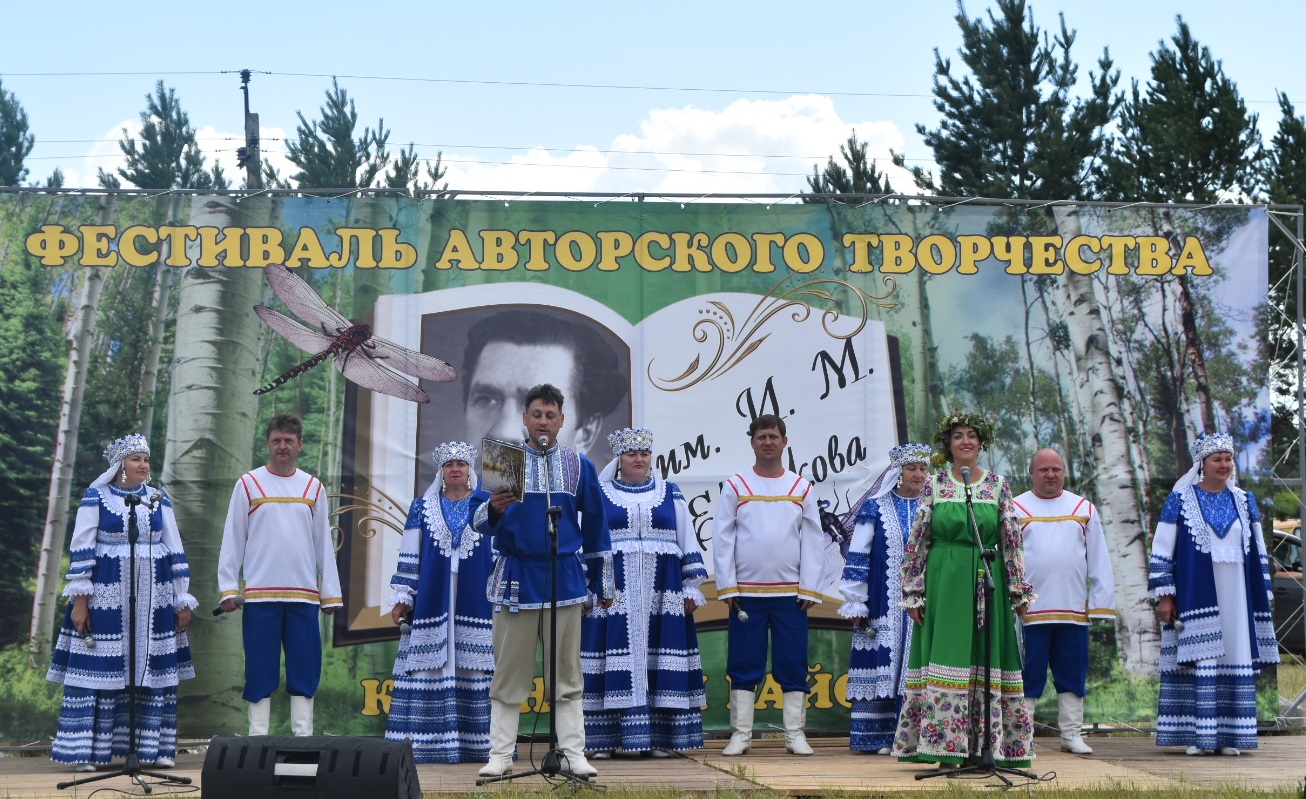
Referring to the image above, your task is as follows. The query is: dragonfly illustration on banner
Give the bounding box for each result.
[253,263,456,403]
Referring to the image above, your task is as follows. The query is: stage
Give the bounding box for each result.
[2,736,1303,796]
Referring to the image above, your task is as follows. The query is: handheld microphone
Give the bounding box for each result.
[398,616,412,634]
[82,629,95,649]
[212,596,245,616]
[1172,619,1185,633]
[537,434,551,449]
[735,606,749,623]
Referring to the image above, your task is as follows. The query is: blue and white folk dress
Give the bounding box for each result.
[1148,486,1278,751]
[839,491,919,752]
[46,483,197,766]
[580,477,708,752]
[385,491,495,763]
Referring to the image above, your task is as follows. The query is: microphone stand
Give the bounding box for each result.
[478,438,598,789]
[60,488,191,793]
[916,467,1037,787]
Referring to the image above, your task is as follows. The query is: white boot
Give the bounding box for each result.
[1057,692,1092,754]
[721,690,754,756]
[248,698,271,736]
[289,695,314,737]
[555,699,597,777]
[478,699,520,777]
[782,691,813,756]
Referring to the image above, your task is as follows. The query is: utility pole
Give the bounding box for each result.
[236,69,262,190]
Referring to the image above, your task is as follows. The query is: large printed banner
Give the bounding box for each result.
[3,193,1270,737]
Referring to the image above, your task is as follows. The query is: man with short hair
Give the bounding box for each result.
[1012,448,1116,754]
[713,414,825,757]
[218,414,342,737]
[462,310,626,459]
[473,383,614,779]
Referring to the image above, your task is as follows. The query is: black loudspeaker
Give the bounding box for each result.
[202,736,421,799]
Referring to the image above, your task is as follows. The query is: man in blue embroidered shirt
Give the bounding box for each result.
[473,383,614,779]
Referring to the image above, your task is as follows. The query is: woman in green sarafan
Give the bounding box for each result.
[892,410,1036,768]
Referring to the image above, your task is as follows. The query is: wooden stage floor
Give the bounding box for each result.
[2,735,1303,796]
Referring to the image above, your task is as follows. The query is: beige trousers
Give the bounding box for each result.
[489,604,584,705]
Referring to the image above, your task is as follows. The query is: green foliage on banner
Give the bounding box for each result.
[0,195,67,647]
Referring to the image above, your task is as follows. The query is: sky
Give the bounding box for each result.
[2,1,1304,197]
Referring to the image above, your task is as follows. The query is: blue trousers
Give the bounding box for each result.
[242,602,323,702]
[726,595,809,693]
[1022,622,1089,697]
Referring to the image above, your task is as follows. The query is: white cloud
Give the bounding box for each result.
[438,94,915,199]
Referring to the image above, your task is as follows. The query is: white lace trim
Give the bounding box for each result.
[1177,487,1251,559]
[420,492,479,566]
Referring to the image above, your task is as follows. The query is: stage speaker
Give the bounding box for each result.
[202,736,420,799]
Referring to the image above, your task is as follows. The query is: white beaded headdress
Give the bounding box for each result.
[433,441,478,468]
[425,441,479,498]
[92,434,150,489]
[103,434,149,465]
[608,427,654,457]
[1189,432,1233,463]
[1172,432,1236,494]
[888,443,933,468]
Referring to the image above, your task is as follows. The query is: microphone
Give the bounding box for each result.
[398,616,412,634]
[960,466,971,484]
[1172,619,1185,633]
[212,596,245,616]
[149,489,163,508]
[735,605,749,623]
[82,629,95,649]
[537,434,551,449]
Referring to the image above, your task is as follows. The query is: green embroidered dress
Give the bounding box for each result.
[892,469,1036,767]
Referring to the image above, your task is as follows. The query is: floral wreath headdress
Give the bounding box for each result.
[931,409,996,465]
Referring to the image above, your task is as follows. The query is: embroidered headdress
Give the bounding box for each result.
[92,433,150,489]
[433,441,478,469]
[889,443,933,468]
[424,441,479,498]
[837,442,934,539]
[1171,431,1237,495]
[608,427,654,457]
[104,434,149,465]
[932,409,996,465]
[1189,432,1234,463]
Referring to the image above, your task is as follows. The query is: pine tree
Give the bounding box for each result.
[805,131,893,198]
[1263,93,1306,485]
[895,0,1118,201]
[1104,17,1261,203]
[116,81,214,190]
[285,78,391,189]
[0,77,34,186]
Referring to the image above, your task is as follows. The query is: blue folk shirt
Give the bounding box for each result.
[473,443,614,610]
